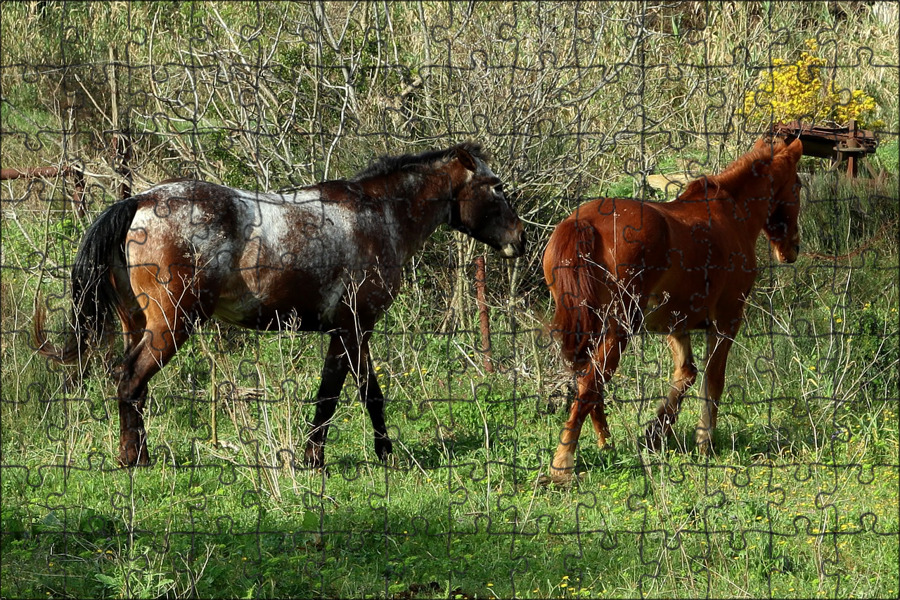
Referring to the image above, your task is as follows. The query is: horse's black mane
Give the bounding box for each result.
[352,142,489,181]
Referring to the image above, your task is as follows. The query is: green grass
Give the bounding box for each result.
[2,384,898,598]
[3,208,898,597]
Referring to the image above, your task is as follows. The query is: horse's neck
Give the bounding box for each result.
[374,170,455,258]
[710,175,775,232]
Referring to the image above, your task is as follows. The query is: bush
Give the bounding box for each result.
[741,38,884,128]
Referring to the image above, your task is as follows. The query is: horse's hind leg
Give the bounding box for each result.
[645,332,697,451]
[550,330,626,484]
[115,338,171,467]
[112,304,149,465]
[115,309,199,466]
[117,355,151,466]
[115,268,210,466]
[696,328,735,454]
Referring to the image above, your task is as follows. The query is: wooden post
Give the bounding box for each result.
[210,358,218,447]
[71,165,86,216]
[846,119,858,178]
[109,46,132,200]
[474,255,494,373]
[112,131,132,199]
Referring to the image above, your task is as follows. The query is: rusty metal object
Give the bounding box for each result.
[772,119,877,178]
[1,164,86,215]
[474,255,494,373]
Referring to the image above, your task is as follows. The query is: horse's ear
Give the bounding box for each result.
[785,137,804,162]
[753,137,770,151]
[456,147,478,172]
[755,135,790,151]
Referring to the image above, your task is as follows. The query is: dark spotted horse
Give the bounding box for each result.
[34,143,526,468]
[543,137,803,483]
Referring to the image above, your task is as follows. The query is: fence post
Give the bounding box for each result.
[474,255,494,373]
[109,45,132,200]
[112,131,132,199]
[846,119,858,178]
[71,165,86,216]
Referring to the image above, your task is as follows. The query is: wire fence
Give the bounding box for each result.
[2,2,898,598]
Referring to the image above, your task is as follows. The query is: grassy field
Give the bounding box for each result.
[2,164,897,598]
[2,2,898,598]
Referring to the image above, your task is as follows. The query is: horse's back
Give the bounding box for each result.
[126,180,248,272]
[569,196,757,273]
[596,197,755,329]
[550,197,675,274]
[121,179,401,332]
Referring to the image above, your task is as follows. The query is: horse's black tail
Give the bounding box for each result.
[33,196,140,368]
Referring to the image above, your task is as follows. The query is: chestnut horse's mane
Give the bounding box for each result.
[679,137,789,202]
[352,142,489,181]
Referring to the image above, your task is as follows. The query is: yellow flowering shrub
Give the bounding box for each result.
[742,39,883,128]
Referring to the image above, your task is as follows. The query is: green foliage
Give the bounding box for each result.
[741,39,884,128]
[800,167,898,256]
[873,139,899,173]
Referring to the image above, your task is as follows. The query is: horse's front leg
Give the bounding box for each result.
[304,334,351,470]
[588,402,612,450]
[645,332,697,451]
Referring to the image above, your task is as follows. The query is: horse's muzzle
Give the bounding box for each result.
[776,242,800,263]
[500,230,526,258]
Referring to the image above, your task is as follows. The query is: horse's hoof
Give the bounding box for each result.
[696,439,714,456]
[645,415,679,451]
[118,444,150,467]
[643,428,665,452]
[303,460,328,477]
[536,473,554,487]
[538,470,576,487]
[545,449,577,486]
[375,437,393,462]
[303,445,324,470]
[117,455,150,468]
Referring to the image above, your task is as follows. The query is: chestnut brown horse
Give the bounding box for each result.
[34,143,525,468]
[543,137,803,482]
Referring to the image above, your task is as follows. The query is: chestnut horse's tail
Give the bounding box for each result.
[543,216,608,367]
[33,196,140,367]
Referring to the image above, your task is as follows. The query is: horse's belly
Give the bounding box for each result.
[211,265,336,330]
[642,306,707,333]
[641,277,711,333]
[213,301,324,331]
[213,265,398,332]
